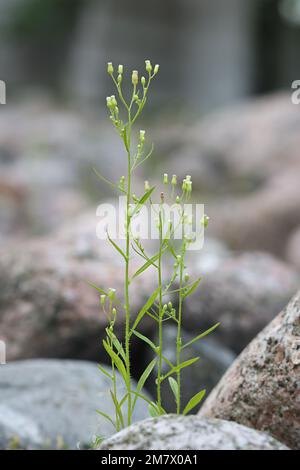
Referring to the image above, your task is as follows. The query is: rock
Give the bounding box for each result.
[200,290,300,450]
[0,211,156,362]
[286,226,300,272]
[164,93,300,193]
[97,415,289,450]
[146,325,235,413]
[0,359,149,449]
[209,170,300,255]
[183,251,299,353]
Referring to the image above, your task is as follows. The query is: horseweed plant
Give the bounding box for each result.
[93,60,219,432]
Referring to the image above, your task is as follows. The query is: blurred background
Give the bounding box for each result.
[0,0,300,443]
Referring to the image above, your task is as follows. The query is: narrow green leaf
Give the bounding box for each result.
[132,359,157,412]
[93,167,117,190]
[110,391,125,428]
[98,363,113,380]
[132,330,157,351]
[182,323,220,350]
[148,402,160,417]
[161,357,200,382]
[168,377,179,405]
[183,389,206,415]
[107,233,127,261]
[132,252,160,280]
[96,409,115,428]
[103,340,127,383]
[87,281,107,296]
[183,277,201,298]
[132,187,155,216]
[131,287,160,331]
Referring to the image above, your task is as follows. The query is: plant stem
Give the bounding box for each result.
[157,205,163,409]
[124,117,132,426]
[176,209,186,414]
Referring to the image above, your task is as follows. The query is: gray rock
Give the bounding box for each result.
[146,325,235,413]
[97,415,289,450]
[183,251,299,352]
[200,290,300,450]
[0,359,149,449]
[286,226,300,272]
[0,211,156,361]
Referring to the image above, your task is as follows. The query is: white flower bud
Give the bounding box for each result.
[141,76,146,86]
[108,288,116,300]
[144,180,150,191]
[154,64,160,75]
[100,294,106,306]
[171,175,177,186]
[118,64,123,74]
[163,173,168,185]
[107,62,114,75]
[145,60,152,73]
[140,130,145,143]
[201,214,210,228]
[132,70,139,85]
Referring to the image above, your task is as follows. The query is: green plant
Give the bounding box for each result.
[93,60,219,432]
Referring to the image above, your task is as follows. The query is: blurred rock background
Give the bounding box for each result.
[0,0,299,448]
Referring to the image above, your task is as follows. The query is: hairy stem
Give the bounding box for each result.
[156,205,164,408]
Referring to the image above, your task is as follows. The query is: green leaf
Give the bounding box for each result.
[132,187,155,216]
[148,402,160,417]
[87,281,107,296]
[131,252,160,279]
[111,335,126,362]
[98,363,113,380]
[132,359,157,412]
[107,233,127,261]
[132,330,157,351]
[103,340,127,383]
[131,287,160,331]
[96,409,115,428]
[183,389,206,415]
[137,359,157,392]
[183,277,201,298]
[168,377,179,405]
[93,167,117,191]
[110,391,125,428]
[161,357,200,382]
[182,323,220,350]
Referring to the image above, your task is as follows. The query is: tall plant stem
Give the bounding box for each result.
[124,116,132,426]
[176,210,186,414]
[156,205,163,408]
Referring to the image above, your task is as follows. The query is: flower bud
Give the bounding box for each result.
[171,175,177,187]
[117,74,122,84]
[112,307,117,316]
[144,180,150,191]
[168,301,173,309]
[108,288,116,300]
[141,76,146,86]
[118,64,123,74]
[176,196,180,204]
[201,214,210,228]
[100,294,106,306]
[154,64,160,75]
[145,60,152,74]
[132,70,139,85]
[163,173,168,185]
[140,130,145,143]
[107,62,114,75]
[184,273,190,283]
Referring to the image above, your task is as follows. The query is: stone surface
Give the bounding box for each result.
[97,415,289,450]
[146,325,235,413]
[183,251,299,353]
[0,359,149,449]
[200,290,300,450]
[286,226,300,272]
[0,211,156,361]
